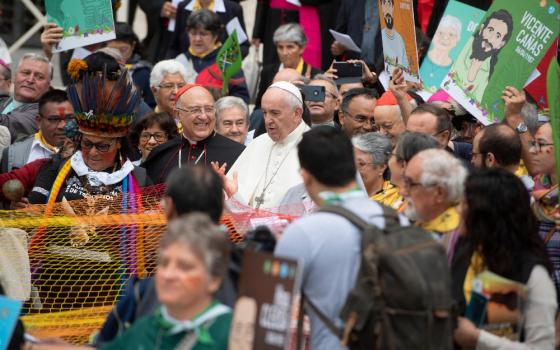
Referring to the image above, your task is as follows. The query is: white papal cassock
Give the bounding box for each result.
[227,121,310,209]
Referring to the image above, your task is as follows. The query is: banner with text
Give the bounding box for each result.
[441,0,559,124]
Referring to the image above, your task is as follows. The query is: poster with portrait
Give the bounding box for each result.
[377,0,421,83]
[228,251,300,350]
[466,271,528,340]
[45,0,116,53]
[441,0,560,125]
[420,0,486,93]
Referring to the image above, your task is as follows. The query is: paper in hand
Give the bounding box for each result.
[329,29,361,53]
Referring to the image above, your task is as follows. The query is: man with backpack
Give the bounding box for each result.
[275,126,454,349]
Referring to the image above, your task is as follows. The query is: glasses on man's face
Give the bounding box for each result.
[140,131,167,143]
[345,113,377,128]
[528,140,554,153]
[44,114,75,124]
[176,105,215,116]
[81,139,115,153]
[159,82,186,90]
[403,176,435,191]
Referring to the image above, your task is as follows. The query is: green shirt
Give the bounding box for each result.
[453,37,491,102]
[101,302,232,350]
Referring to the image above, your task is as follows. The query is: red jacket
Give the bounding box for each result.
[0,158,48,201]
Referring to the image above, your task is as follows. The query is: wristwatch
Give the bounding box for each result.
[516,122,528,134]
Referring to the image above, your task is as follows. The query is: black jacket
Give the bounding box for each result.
[142,133,245,184]
[167,0,249,59]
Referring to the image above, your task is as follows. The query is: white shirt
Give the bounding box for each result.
[227,121,310,209]
[28,137,56,164]
[381,28,409,71]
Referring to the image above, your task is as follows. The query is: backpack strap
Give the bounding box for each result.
[319,205,370,231]
[296,293,343,350]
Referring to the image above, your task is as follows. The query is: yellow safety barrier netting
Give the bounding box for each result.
[0,184,299,345]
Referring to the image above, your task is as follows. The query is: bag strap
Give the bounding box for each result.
[319,205,371,231]
[296,293,343,350]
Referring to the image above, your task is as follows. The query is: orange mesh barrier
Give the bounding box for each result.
[0,184,300,344]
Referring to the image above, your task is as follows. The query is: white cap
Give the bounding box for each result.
[268,81,303,106]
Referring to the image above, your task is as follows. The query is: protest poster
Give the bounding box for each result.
[0,295,22,350]
[229,251,300,350]
[377,0,421,83]
[45,0,116,53]
[441,0,560,124]
[466,271,528,340]
[420,0,485,92]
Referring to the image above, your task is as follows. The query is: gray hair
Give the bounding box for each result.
[150,59,188,89]
[415,149,467,204]
[437,16,462,42]
[394,131,439,162]
[521,102,539,135]
[215,96,249,124]
[311,74,339,96]
[159,213,230,280]
[273,23,307,47]
[17,53,53,80]
[352,132,392,166]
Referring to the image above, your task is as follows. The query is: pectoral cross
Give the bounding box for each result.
[255,193,265,209]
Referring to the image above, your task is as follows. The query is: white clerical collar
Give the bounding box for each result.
[161,303,231,335]
[70,151,134,186]
[275,121,308,146]
[185,0,226,12]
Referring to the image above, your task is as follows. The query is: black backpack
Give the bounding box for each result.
[298,204,455,350]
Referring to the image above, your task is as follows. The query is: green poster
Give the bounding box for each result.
[420,0,485,92]
[442,0,559,124]
[45,0,116,53]
[216,30,242,94]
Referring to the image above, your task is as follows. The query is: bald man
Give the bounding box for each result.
[142,85,245,183]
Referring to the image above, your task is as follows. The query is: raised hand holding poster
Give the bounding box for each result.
[442,0,559,125]
[378,0,421,82]
[45,0,116,53]
[420,0,485,93]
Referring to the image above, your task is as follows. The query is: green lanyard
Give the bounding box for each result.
[318,186,365,205]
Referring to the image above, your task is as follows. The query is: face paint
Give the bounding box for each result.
[58,106,66,119]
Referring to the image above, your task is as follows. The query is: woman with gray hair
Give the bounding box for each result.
[352,132,402,209]
[255,23,322,108]
[101,213,232,349]
[149,59,188,118]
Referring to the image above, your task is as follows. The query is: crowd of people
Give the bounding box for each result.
[0,0,559,349]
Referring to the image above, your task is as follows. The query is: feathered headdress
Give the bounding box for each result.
[67,69,140,138]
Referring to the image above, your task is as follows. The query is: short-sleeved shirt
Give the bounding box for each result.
[275,194,408,349]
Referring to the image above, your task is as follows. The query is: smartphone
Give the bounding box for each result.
[333,62,362,84]
[465,291,488,327]
[300,85,326,102]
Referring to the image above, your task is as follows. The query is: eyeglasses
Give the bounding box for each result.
[159,82,186,90]
[344,112,378,128]
[432,129,449,137]
[176,105,215,116]
[528,140,554,152]
[140,131,167,142]
[403,176,435,190]
[81,139,116,153]
[43,114,75,124]
[356,161,374,169]
[221,120,247,128]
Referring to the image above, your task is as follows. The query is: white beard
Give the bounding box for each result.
[404,199,418,222]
